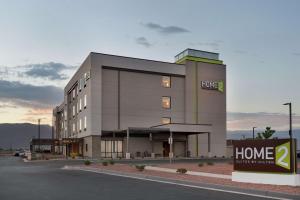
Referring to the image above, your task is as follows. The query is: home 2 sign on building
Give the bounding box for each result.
[233,139,297,173]
[201,80,224,92]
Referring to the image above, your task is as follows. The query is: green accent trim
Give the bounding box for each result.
[217,81,224,93]
[176,55,223,65]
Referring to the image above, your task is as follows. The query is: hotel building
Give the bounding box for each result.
[53,48,226,158]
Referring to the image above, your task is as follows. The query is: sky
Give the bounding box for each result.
[0,0,299,131]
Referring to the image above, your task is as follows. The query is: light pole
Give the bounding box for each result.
[283,103,292,139]
[252,127,257,139]
[38,119,41,152]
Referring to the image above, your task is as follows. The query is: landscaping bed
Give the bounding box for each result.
[79,162,300,196]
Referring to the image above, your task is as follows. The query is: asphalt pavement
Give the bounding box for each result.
[0,156,298,200]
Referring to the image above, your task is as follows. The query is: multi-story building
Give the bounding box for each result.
[53,48,226,158]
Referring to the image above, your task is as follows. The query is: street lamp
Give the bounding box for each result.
[38,119,41,152]
[283,103,292,139]
[252,127,257,139]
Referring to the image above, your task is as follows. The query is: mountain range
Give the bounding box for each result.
[0,123,299,150]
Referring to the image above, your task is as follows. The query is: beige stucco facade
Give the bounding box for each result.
[53,49,227,159]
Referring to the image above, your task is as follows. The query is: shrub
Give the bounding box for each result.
[102,161,108,166]
[135,165,145,171]
[70,152,78,159]
[84,160,91,166]
[198,163,204,167]
[176,168,187,174]
[206,161,214,166]
[109,160,115,165]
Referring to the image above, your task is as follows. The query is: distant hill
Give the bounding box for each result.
[227,129,300,150]
[0,123,52,150]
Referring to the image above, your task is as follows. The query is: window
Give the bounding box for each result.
[84,94,87,108]
[161,117,171,124]
[64,110,67,120]
[77,102,79,114]
[72,105,75,117]
[162,76,171,88]
[72,89,75,99]
[72,123,75,133]
[79,98,82,111]
[79,119,82,132]
[84,116,87,130]
[85,144,88,152]
[79,79,82,91]
[162,96,171,109]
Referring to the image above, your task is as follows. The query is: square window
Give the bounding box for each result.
[162,76,171,88]
[161,117,171,124]
[162,96,171,109]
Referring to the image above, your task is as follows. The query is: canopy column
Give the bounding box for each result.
[125,128,130,159]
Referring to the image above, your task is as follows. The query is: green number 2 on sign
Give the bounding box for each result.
[275,142,290,170]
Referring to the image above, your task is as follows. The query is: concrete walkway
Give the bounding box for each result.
[145,166,232,179]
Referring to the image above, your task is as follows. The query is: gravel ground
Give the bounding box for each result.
[83,163,300,196]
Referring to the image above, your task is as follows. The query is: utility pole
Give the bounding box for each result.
[252,127,257,139]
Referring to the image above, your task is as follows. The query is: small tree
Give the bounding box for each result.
[256,127,275,139]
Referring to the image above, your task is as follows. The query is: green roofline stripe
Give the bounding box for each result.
[176,55,223,65]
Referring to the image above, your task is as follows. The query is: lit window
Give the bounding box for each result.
[72,106,75,117]
[72,123,75,133]
[84,94,87,108]
[79,119,82,132]
[162,96,171,109]
[77,102,79,114]
[162,76,171,88]
[161,117,171,124]
[64,111,67,120]
[84,116,87,130]
[72,89,75,99]
[79,98,82,111]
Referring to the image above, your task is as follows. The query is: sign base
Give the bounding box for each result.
[232,171,300,186]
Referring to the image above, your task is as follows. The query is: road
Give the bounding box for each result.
[0,156,296,200]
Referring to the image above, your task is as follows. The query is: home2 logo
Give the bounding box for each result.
[201,80,224,92]
[233,139,296,174]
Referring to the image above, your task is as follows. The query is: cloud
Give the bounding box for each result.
[143,22,189,35]
[227,112,300,131]
[0,80,63,107]
[135,37,152,47]
[23,62,75,80]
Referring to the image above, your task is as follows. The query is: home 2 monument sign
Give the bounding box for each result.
[232,139,299,186]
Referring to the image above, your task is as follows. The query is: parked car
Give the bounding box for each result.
[14,150,25,157]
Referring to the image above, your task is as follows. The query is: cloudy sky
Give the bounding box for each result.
[0,0,299,131]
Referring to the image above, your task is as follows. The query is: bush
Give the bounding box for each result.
[206,161,214,166]
[135,165,145,171]
[70,152,78,159]
[176,168,187,174]
[84,160,91,166]
[102,161,108,166]
[109,160,115,165]
[198,163,204,167]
